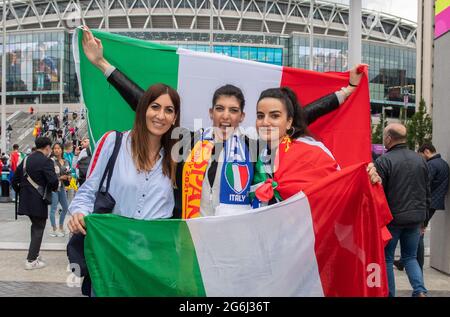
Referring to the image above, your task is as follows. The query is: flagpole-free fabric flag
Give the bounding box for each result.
[73,29,371,168]
[84,164,391,297]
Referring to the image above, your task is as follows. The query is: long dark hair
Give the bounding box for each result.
[130,83,180,183]
[257,87,310,139]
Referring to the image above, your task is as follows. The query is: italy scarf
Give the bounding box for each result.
[182,128,253,219]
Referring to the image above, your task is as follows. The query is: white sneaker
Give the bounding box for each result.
[56,230,66,237]
[49,230,58,237]
[25,259,47,270]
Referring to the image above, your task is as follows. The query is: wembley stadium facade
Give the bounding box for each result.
[0,0,417,118]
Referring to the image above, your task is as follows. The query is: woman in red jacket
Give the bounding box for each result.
[250,87,380,207]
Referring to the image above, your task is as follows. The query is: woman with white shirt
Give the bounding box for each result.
[68,83,180,234]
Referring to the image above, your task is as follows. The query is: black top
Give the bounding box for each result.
[12,151,59,218]
[427,154,450,210]
[375,144,430,228]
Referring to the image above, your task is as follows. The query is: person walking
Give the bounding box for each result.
[54,115,60,129]
[417,143,449,269]
[48,119,56,141]
[394,143,450,272]
[12,137,59,270]
[9,144,24,201]
[63,142,76,204]
[49,143,71,237]
[375,123,429,297]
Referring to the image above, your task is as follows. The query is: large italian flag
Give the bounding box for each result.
[74,29,371,168]
[84,164,392,297]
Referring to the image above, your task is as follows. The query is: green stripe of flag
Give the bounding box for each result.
[84,214,206,297]
[77,29,180,142]
[225,163,235,189]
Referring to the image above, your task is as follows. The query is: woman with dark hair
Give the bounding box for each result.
[68,83,180,234]
[174,83,255,218]
[49,143,71,237]
[250,87,380,207]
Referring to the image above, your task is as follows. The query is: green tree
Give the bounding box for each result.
[372,112,386,144]
[406,98,433,150]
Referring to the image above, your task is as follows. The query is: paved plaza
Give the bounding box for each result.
[0,202,449,297]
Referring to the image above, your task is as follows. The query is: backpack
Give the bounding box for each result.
[77,148,92,182]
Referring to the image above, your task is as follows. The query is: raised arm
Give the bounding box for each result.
[106,69,144,111]
[81,26,143,111]
[304,64,366,125]
[304,92,340,125]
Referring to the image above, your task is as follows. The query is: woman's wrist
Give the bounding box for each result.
[96,58,111,74]
[344,85,356,97]
[336,85,357,104]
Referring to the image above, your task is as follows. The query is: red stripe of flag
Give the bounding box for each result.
[238,165,249,190]
[304,163,392,297]
[87,131,113,178]
[280,66,372,168]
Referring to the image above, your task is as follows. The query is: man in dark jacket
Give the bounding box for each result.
[417,143,450,266]
[375,123,429,297]
[12,137,59,270]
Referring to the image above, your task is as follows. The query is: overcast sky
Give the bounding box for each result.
[328,0,418,22]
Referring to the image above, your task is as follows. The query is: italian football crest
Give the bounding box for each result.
[225,162,250,195]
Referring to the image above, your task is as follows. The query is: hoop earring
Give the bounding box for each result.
[287,127,296,137]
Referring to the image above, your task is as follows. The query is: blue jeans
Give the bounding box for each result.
[10,185,16,200]
[385,226,428,297]
[49,187,69,228]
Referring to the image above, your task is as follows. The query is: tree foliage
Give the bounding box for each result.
[406,98,433,150]
[372,112,386,144]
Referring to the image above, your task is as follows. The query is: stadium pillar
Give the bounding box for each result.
[348,0,362,67]
[209,0,213,53]
[1,0,8,154]
[309,0,314,70]
[105,0,109,31]
[59,34,64,120]
[430,21,450,275]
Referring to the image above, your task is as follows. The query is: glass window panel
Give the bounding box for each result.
[241,46,249,60]
[258,48,266,62]
[275,49,282,65]
[231,46,239,58]
[249,47,257,61]
[266,48,275,63]
[222,46,231,56]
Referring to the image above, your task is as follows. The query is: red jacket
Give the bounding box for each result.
[10,151,20,173]
[275,136,340,200]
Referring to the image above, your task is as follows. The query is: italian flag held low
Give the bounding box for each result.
[85,164,392,297]
[74,29,371,169]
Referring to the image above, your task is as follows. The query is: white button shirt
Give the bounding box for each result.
[69,131,174,220]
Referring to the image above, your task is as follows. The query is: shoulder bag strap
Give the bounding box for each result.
[23,156,44,195]
[98,131,123,193]
[23,156,28,176]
